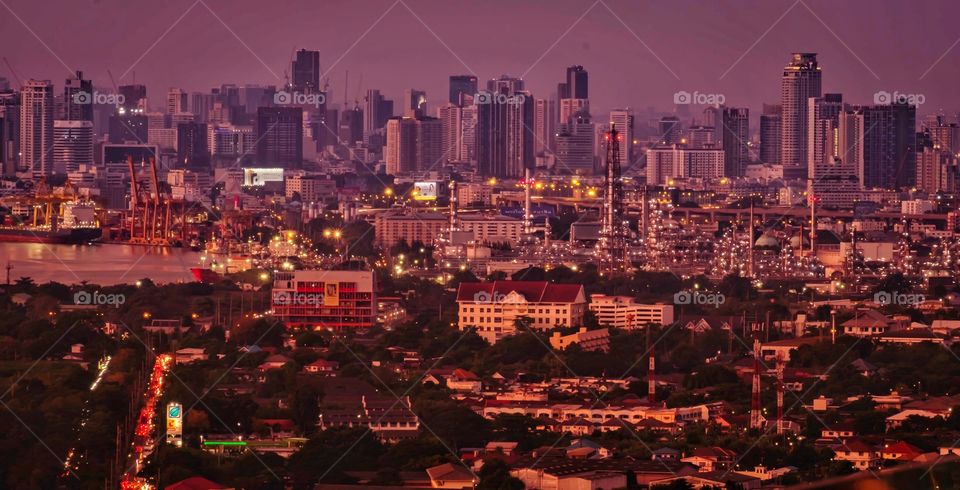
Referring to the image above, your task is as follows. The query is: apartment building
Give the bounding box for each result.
[456,281,587,344]
[588,294,675,329]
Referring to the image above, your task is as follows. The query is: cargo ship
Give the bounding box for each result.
[0,201,102,244]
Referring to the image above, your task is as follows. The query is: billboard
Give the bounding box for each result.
[500,206,555,220]
[412,182,438,201]
[324,283,340,306]
[166,402,183,447]
[243,168,284,186]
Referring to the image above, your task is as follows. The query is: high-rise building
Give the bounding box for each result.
[916,131,955,193]
[363,89,393,150]
[210,124,255,159]
[719,107,749,177]
[338,106,364,146]
[118,84,147,111]
[109,111,148,144]
[404,89,427,117]
[924,116,960,154]
[449,75,478,105]
[645,145,724,185]
[859,103,917,189]
[167,88,188,115]
[177,122,209,168]
[780,53,822,178]
[475,76,534,177]
[608,109,634,166]
[459,104,477,163]
[20,80,55,177]
[686,125,716,149]
[559,98,589,125]
[760,104,782,164]
[555,112,595,174]
[534,98,557,156]
[384,115,442,174]
[558,65,588,99]
[291,49,321,93]
[63,71,92,122]
[438,103,463,162]
[191,92,216,123]
[658,116,682,145]
[256,107,303,168]
[807,94,845,181]
[811,108,862,209]
[0,91,21,176]
[53,120,93,174]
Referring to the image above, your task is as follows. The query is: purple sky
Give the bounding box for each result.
[2,0,958,122]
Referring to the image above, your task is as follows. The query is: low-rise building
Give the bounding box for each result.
[588,295,675,329]
[456,281,587,344]
[272,270,377,330]
[550,328,610,352]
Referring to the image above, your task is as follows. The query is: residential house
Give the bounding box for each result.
[304,359,339,375]
[425,462,476,489]
[680,447,737,472]
[832,439,879,471]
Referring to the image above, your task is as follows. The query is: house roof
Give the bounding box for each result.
[881,441,924,459]
[425,463,475,482]
[842,309,892,328]
[165,476,228,490]
[689,447,737,460]
[456,281,584,304]
[836,438,875,454]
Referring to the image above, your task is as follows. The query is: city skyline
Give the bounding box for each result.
[3,0,960,120]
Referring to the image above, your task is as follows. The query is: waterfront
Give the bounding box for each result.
[0,243,203,285]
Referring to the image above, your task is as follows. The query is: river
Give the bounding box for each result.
[0,243,204,285]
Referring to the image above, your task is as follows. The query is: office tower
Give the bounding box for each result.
[384,115,442,174]
[534,98,557,155]
[438,103,463,162]
[0,91,20,175]
[177,122,209,168]
[53,120,93,174]
[459,104,477,163]
[210,124,255,158]
[475,75,534,177]
[686,125,716,149]
[780,53,822,178]
[63,71,93,122]
[760,104,782,164]
[856,103,917,189]
[256,107,303,167]
[119,84,147,111]
[291,49,321,93]
[719,106,749,177]
[20,80,55,177]
[608,109,634,166]
[363,89,393,150]
[558,65,588,99]
[239,85,273,115]
[555,112,595,174]
[338,106,364,146]
[807,94,844,180]
[924,116,960,154]
[559,98,589,125]
[645,145,724,185]
[449,75,478,105]
[191,92,216,123]
[167,88,188,115]
[809,109,862,209]
[916,131,954,193]
[658,116,682,144]
[108,108,150,144]
[404,89,427,117]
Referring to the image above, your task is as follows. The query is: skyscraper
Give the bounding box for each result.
[119,84,147,111]
[404,89,427,117]
[0,91,21,176]
[555,111,594,174]
[384,115,442,174]
[20,80,55,177]
[558,65,588,99]
[449,75,478,105]
[534,98,557,155]
[338,106,364,146]
[859,103,917,189]
[256,106,303,168]
[177,122,209,168]
[719,106,749,177]
[807,94,844,180]
[608,110,634,166]
[476,75,533,177]
[559,98,589,125]
[780,53,822,179]
[167,88,188,115]
[658,116,682,145]
[438,103,463,162]
[53,120,93,174]
[63,71,92,122]
[759,104,782,164]
[916,131,955,193]
[291,49,321,93]
[363,89,393,150]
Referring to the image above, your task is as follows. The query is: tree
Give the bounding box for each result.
[477,458,523,490]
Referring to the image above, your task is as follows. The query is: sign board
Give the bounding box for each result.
[412,182,438,201]
[243,168,284,186]
[167,402,183,447]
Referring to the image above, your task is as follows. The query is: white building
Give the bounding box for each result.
[588,295,675,329]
